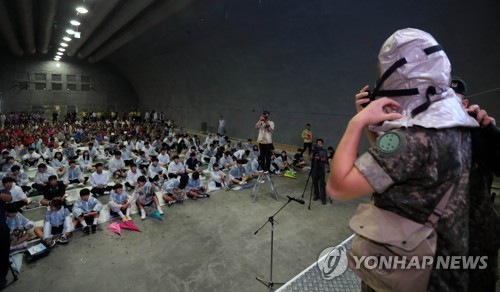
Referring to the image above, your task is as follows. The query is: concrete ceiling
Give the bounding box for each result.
[0,0,192,63]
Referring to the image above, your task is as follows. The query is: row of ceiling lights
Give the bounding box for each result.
[54,5,89,63]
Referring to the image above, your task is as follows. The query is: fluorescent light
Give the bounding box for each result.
[56,63,60,68]
[60,43,68,47]
[70,20,81,26]
[66,29,75,35]
[58,48,65,52]
[63,37,71,42]
[55,56,61,59]
[74,32,81,39]
[76,6,88,14]
[57,52,63,56]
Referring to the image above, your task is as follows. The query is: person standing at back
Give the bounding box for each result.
[301,124,313,156]
[255,111,274,172]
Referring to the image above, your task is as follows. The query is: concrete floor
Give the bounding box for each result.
[5,170,367,292]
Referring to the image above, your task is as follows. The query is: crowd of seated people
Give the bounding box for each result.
[1,110,317,252]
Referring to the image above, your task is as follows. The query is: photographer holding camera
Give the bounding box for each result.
[255,111,274,172]
[309,138,328,204]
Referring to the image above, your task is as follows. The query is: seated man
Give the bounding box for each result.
[245,157,260,179]
[6,203,35,251]
[32,163,58,192]
[87,143,101,161]
[67,160,88,186]
[9,165,31,193]
[125,163,142,190]
[229,160,249,185]
[119,144,135,166]
[167,155,185,178]
[185,172,210,199]
[162,174,189,207]
[41,175,67,206]
[157,147,170,168]
[22,147,41,168]
[72,189,103,234]
[108,183,133,222]
[135,150,151,174]
[219,151,235,170]
[142,141,158,159]
[185,152,202,174]
[108,151,126,179]
[42,144,57,164]
[148,158,166,183]
[2,177,28,210]
[293,149,306,169]
[135,176,163,220]
[90,163,112,197]
[61,142,78,161]
[34,198,73,246]
[202,144,217,163]
[210,163,230,190]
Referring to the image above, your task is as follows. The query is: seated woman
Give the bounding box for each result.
[78,150,93,173]
[210,163,231,190]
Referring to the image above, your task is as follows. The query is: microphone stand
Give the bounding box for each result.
[254,196,295,291]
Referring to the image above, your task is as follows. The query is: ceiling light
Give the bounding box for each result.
[66,29,75,35]
[74,32,81,39]
[58,48,65,52]
[55,56,61,59]
[70,20,81,26]
[56,63,60,68]
[63,37,71,42]
[57,52,63,56]
[76,6,88,14]
[60,43,68,47]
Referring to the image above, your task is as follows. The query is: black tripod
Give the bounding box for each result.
[300,155,332,210]
[254,197,298,291]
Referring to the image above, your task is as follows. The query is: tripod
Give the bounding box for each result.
[252,171,280,202]
[300,156,332,209]
[254,197,296,291]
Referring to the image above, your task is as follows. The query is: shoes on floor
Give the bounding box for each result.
[83,226,90,235]
[57,236,69,245]
[91,225,97,234]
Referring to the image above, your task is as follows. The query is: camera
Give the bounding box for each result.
[361,90,376,108]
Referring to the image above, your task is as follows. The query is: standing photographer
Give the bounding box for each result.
[309,138,327,204]
[255,111,274,172]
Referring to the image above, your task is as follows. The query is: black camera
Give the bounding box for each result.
[361,90,376,108]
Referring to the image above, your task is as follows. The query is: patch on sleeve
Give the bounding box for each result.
[376,132,404,154]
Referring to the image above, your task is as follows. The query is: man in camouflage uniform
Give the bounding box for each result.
[452,76,500,291]
[327,28,479,291]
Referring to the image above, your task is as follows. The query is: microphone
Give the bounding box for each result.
[287,195,305,205]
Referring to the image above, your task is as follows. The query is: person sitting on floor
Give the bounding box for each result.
[67,160,88,187]
[108,183,133,222]
[229,160,249,185]
[41,175,67,206]
[185,172,210,200]
[22,147,41,168]
[8,165,31,193]
[245,157,260,179]
[119,144,135,166]
[42,144,57,164]
[185,152,202,174]
[293,149,306,169]
[78,150,93,173]
[202,144,217,163]
[210,163,230,190]
[148,157,166,183]
[136,150,151,174]
[157,147,170,168]
[108,151,126,179]
[51,151,68,179]
[32,163,58,192]
[72,189,103,234]
[167,155,185,179]
[125,163,142,190]
[219,151,235,170]
[2,177,28,209]
[61,142,78,161]
[162,174,189,207]
[34,198,73,247]
[135,176,163,220]
[90,163,112,198]
[87,142,101,161]
[6,203,35,251]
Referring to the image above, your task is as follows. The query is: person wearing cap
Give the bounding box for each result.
[328,28,478,291]
[255,111,275,172]
[41,175,67,206]
[451,76,500,291]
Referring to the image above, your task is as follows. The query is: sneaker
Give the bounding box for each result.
[91,225,97,234]
[125,215,132,221]
[141,211,146,220]
[57,236,69,245]
[121,216,128,222]
[48,239,57,248]
[167,201,175,207]
[239,181,247,185]
[157,208,164,215]
[83,226,90,235]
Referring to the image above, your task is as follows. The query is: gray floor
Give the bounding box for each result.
[5,169,367,292]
